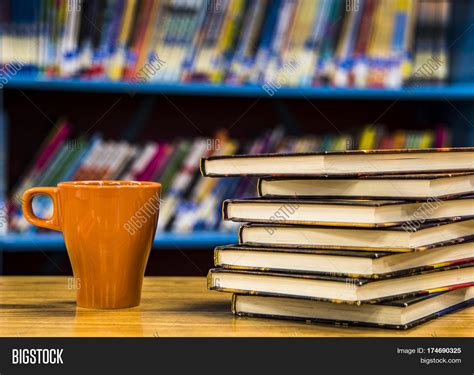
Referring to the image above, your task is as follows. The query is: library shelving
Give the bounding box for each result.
[0,231,238,251]
[6,77,474,100]
[0,231,238,273]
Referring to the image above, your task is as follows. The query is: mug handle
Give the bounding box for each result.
[22,187,61,232]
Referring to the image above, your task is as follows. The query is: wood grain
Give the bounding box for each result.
[0,276,472,337]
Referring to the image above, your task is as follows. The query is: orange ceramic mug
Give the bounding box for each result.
[22,181,161,309]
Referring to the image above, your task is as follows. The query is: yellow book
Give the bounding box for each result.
[134,0,161,77]
[334,135,351,151]
[358,125,377,150]
[401,0,416,79]
[55,0,67,72]
[381,0,396,58]
[211,0,245,83]
[108,0,137,80]
[419,130,435,148]
[286,0,305,48]
[367,0,384,57]
[286,0,318,85]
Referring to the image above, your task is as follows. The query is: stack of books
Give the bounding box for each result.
[202,148,474,329]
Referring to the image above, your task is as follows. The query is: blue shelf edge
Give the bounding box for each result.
[5,77,474,99]
[0,232,238,251]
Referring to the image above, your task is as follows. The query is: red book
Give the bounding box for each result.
[137,142,169,181]
[434,125,449,148]
[123,0,153,80]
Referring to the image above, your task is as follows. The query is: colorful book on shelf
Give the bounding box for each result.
[121,141,158,180]
[58,0,82,77]
[106,0,138,81]
[1,0,456,88]
[208,0,246,83]
[157,138,209,231]
[156,139,192,191]
[238,219,474,252]
[171,133,240,233]
[62,135,101,181]
[10,120,71,208]
[227,0,268,83]
[232,286,474,330]
[208,262,474,304]
[351,0,377,87]
[122,0,150,80]
[411,0,450,84]
[136,142,170,181]
[131,0,160,80]
[214,242,474,279]
[75,0,95,76]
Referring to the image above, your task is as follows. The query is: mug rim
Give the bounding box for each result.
[58,181,161,189]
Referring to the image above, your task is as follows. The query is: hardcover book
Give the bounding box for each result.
[200,148,474,177]
[257,172,474,200]
[238,219,474,252]
[208,263,474,304]
[214,242,474,278]
[232,286,474,330]
[223,197,474,227]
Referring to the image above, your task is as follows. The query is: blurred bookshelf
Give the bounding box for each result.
[0,0,474,270]
[5,77,474,100]
[0,232,238,251]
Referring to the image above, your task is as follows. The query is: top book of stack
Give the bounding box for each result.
[201,148,474,177]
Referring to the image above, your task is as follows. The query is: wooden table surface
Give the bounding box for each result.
[0,276,472,337]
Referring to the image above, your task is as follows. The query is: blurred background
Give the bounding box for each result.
[0,0,473,275]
